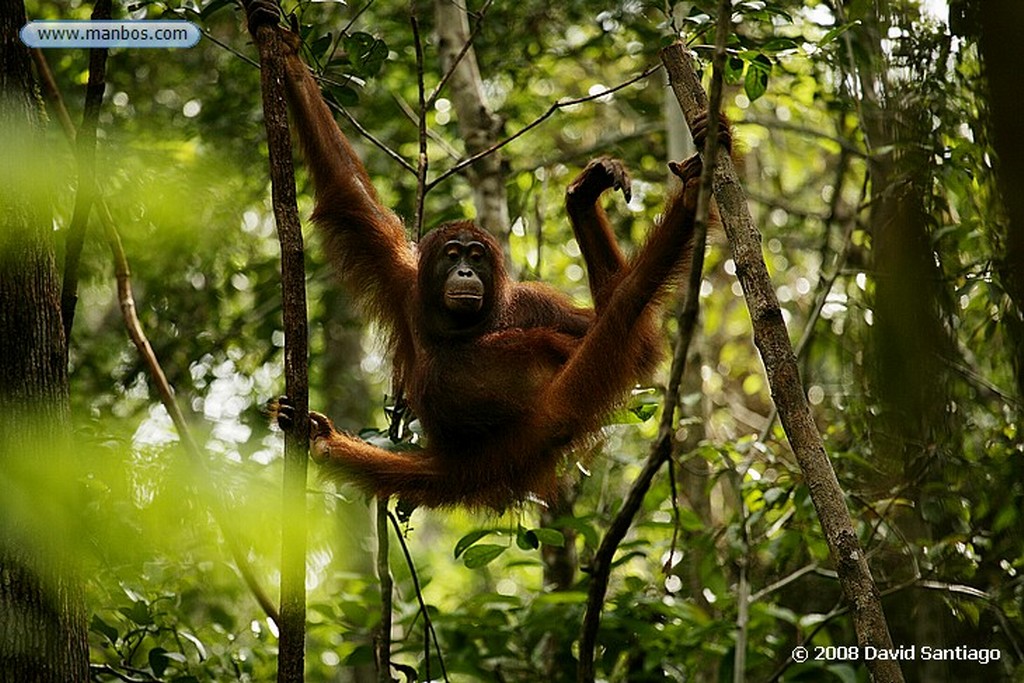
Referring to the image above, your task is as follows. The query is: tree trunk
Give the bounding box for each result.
[0,1,89,680]
[433,0,510,238]
[843,5,957,679]
[979,1,1024,399]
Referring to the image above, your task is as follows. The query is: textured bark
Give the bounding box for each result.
[0,0,88,680]
[980,1,1024,399]
[661,43,903,683]
[433,0,510,237]
[246,12,311,683]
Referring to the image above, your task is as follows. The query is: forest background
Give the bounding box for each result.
[1,0,1022,681]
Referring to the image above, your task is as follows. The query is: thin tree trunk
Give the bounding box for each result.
[837,4,957,678]
[661,43,904,683]
[433,0,509,238]
[245,11,311,682]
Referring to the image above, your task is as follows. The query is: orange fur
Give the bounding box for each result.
[250,9,728,510]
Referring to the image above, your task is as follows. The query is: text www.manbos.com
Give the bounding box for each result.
[21,21,201,49]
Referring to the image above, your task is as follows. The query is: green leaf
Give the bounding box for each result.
[761,37,799,53]
[725,56,745,85]
[462,544,507,569]
[326,85,360,108]
[89,615,119,644]
[119,600,153,626]
[820,21,860,47]
[558,517,600,548]
[454,529,493,558]
[534,591,588,604]
[744,54,771,101]
[516,526,538,550]
[309,34,333,62]
[607,391,659,424]
[532,527,565,547]
[149,647,170,677]
[677,507,705,532]
[345,32,388,78]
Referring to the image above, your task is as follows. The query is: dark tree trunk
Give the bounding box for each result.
[0,0,89,680]
[979,1,1024,399]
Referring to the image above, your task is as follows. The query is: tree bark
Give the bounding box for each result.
[433,0,510,238]
[245,9,311,682]
[979,1,1024,399]
[0,0,88,680]
[661,43,904,683]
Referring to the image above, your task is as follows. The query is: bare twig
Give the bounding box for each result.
[409,8,429,238]
[375,499,394,682]
[59,0,110,341]
[576,37,727,683]
[387,511,449,683]
[428,63,662,193]
[313,75,418,175]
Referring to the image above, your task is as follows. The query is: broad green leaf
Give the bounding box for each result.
[532,527,565,547]
[463,544,507,569]
[89,615,119,644]
[744,54,772,102]
[454,529,493,558]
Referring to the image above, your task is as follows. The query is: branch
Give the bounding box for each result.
[661,42,904,683]
[245,6,311,681]
[375,499,394,683]
[409,7,429,238]
[576,31,727,681]
[32,46,282,627]
[433,0,509,236]
[59,0,110,341]
[387,511,449,683]
[427,63,662,192]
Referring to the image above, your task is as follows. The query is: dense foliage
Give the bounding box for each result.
[14,0,1021,680]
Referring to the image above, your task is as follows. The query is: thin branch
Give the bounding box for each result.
[32,44,281,626]
[341,0,378,35]
[391,90,462,161]
[375,499,394,682]
[312,74,418,175]
[410,7,429,238]
[576,45,725,683]
[201,26,260,68]
[749,563,821,603]
[323,0,379,66]
[425,0,495,110]
[387,511,450,683]
[427,63,663,192]
[60,0,110,341]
